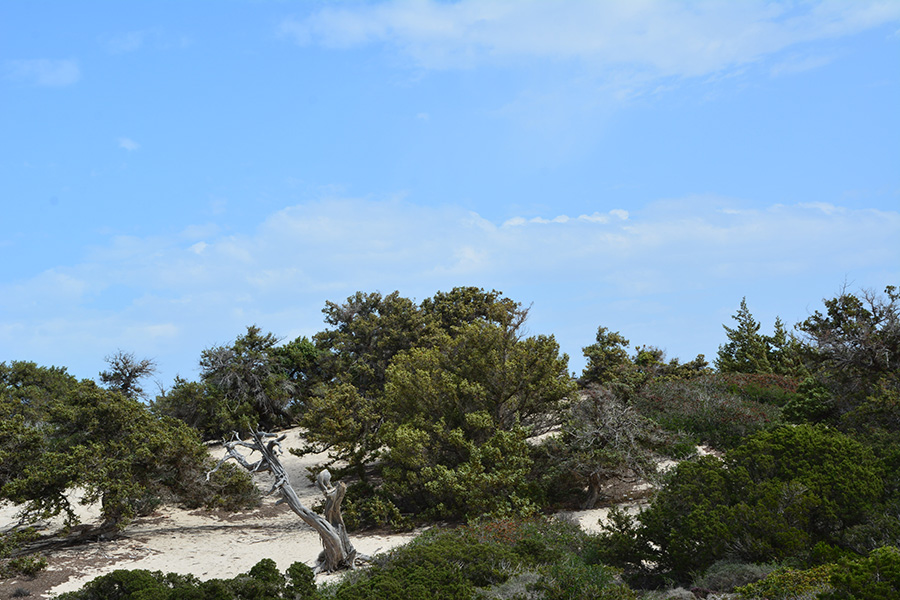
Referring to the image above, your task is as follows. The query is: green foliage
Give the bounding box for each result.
[199,325,296,432]
[384,322,573,435]
[580,328,709,394]
[633,376,781,449]
[373,418,541,523]
[716,299,805,376]
[152,377,241,441]
[285,562,318,599]
[821,546,900,600]
[56,559,320,600]
[598,425,886,583]
[0,528,47,578]
[315,291,433,398]
[782,377,835,423]
[0,361,258,533]
[294,382,384,476]
[716,298,773,374]
[301,288,575,526]
[325,518,631,600]
[797,285,900,416]
[735,563,838,599]
[539,385,676,508]
[581,327,632,387]
[420,286,521,333]
[271,336,324,416]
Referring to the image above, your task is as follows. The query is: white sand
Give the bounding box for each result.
[1,429,420,598]
[1,428,661,598]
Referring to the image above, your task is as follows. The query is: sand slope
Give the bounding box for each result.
[1,428,653,599]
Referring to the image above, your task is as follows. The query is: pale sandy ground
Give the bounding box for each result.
[0,429,676,599]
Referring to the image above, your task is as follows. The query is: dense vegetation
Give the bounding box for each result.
[0,362,258,578]
[3,284,899,599]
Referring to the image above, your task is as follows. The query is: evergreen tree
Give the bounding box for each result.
[581,327,632,385]
[716,297,772,373]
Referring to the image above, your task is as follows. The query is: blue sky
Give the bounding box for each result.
[2,1,899,389]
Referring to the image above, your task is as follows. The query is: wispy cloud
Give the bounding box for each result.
[280,1,900,77]
[3,59,81,87]
[103,28,192,54]
[2,196,897,383]
[118,137,141,151]
[106,30,149,54]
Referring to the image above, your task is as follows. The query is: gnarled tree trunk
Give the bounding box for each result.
[208,430,367,573]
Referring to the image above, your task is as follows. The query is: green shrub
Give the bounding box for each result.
[535,558,635,600]
[328,518,631,600]
[598,425,886,583]
[286,562,318,599]
[821,546,900,600]
[735,563,837,599]
[633,377,781,449]
[693,560,777,592]
[1,554,48,579]
[55,559,320,600]
[1,528,47,579]
[783,378,834,423]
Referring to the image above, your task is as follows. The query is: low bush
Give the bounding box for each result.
[821,546,900,600]
[596,424,886,584]
[324,518,631,600]
[633,377,781,449]
[55,559,320,600]
[0,528,47,579]
[693,560,776,592]
[735,563,837,599]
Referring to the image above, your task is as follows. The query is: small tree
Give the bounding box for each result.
[798,285,900,411]
[1,361,256,533]
[545,384,670,508]
[581,326,632,386]
[716,298,773,374]
[98,350,157,400]
[199,326,295,432]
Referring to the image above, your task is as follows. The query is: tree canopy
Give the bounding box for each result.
[1,361,256,531]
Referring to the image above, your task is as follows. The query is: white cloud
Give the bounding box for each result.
[505,209,628,226]
[280,1,900,76]
[118,137,141,151]
[4,59,81,87]
[106,31,148,54]
[2,195,898,386]
[103,28,191,54]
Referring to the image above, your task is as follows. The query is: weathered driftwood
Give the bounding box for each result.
[208,430,368,573]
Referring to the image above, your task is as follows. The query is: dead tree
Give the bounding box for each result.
[207,429,368,573]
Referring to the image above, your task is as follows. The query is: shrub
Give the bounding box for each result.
[597,425,886,583]
[693,560,777,592]
[735,563,837,599]
[55,559,321,600]
[821,546,900,600]
[535,558,636,600]
[1,528,47,579]
[715,373,801,407]
[633,377,781,449]
[327,518,631,600]
[782,377,834,423]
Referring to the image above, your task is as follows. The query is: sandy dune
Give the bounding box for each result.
[1,428,650,599]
